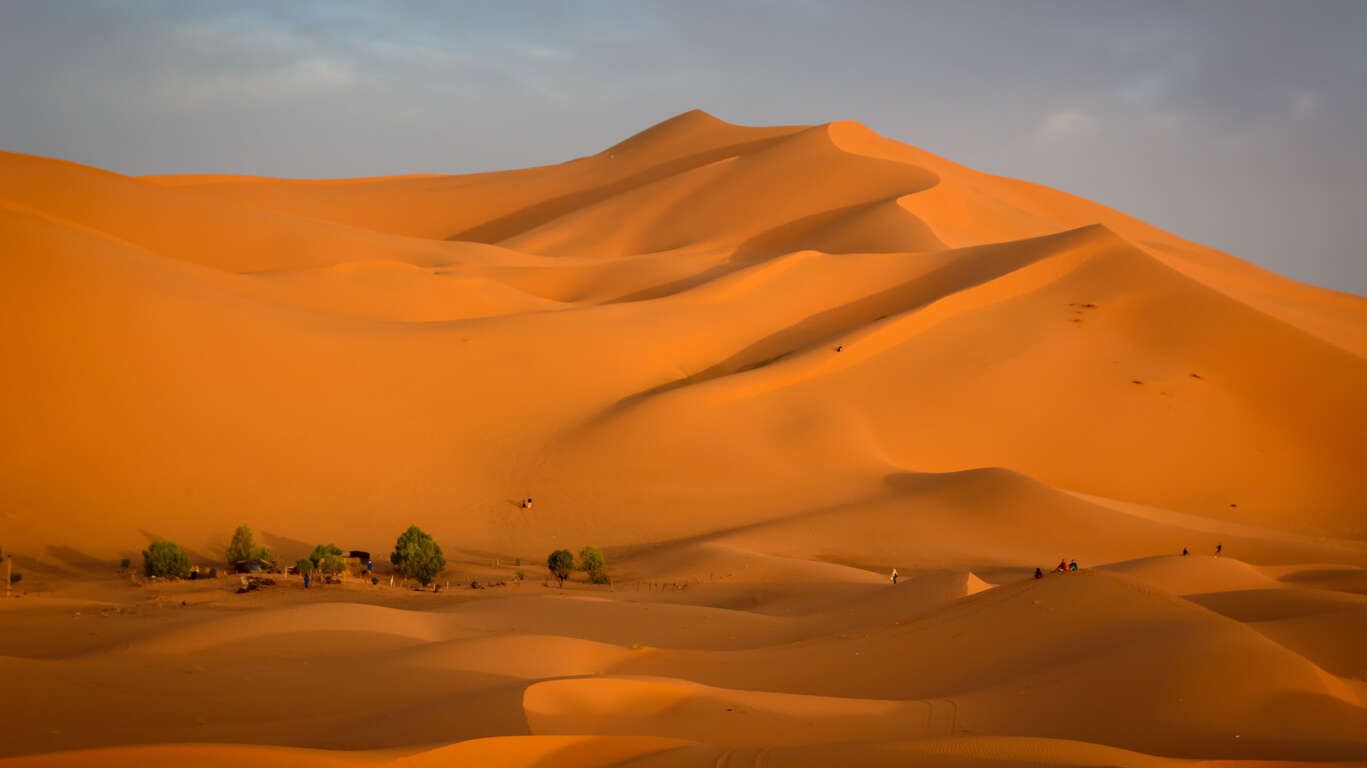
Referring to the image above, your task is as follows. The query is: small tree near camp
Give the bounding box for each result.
[143,541,191,578]
[390,525,446,586]
[547,549,574,587]
[295,558,315,576]
[225,525,275,572]
[309,543,346,575]
[578,546,605,575]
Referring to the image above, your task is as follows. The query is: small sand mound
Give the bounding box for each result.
[523,676,930,747]
[125,602,461,654]
[398,634,633,679]
[1101,555,1283,595]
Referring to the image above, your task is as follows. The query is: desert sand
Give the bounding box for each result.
[2,110,1365,766]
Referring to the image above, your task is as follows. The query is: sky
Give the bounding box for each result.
[2,1,1364,295]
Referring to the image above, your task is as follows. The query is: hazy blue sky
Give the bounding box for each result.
[2,1,1363,295]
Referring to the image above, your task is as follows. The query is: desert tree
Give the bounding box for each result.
[225,525,275,572]
[578,546,607,583]
[309,543,346,575]
[390,525,446,586]
[547,549,574,586]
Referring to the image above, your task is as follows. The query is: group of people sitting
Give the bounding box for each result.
[1035,559,1078,579]
[1030,543,1226,580]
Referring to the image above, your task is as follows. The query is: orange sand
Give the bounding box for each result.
[2,110,1365,765]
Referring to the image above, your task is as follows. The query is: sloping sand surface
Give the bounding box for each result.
[4,110,1366,764]
[524,676,926,746]
[1100,555,1284,595]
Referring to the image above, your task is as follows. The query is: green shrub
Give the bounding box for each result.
[226,525,274,571]
[547,549,574,586]
[578,546,605,573]
[390,525,446,586]
[143,541,191,578]
[577,546,607,584]
[516,570,525,581]
[119,558,132,569]
[9,572,20,584]
[371,576,379,585]
[318,554,346,574]
[295,558,314,576]
[308,543,342,568]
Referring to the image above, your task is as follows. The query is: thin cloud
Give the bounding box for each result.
[1035,110,1101,143]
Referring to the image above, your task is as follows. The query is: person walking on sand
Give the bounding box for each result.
[1034,567,1043,580]
[1056,559,1068,573]
[1216,543,1223,556]
[1182,547,1189,556]
[1069,560,1078,572]
[521,497,534,510]
[890,568,898,585]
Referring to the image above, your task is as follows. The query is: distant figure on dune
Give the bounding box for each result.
[1034,567,1043,580]
[1182,547,1189,556]
[1056,559,1068,573]
[890,568,898,585]
[1069,560,1078,571]
[835,345,843,352]
[1215,543,1223,556]
[521,498,533,510]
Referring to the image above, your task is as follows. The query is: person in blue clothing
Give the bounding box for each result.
[367,560,373,573]
[304,573,310,589]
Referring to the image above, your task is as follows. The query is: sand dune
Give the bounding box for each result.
[5,110,1367,556]
[524,675,930,746]
[3,110,1365,764]
[1100,555,1284,595]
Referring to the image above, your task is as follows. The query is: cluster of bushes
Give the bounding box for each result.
[546,546,608,586]
[143,540,191,578]
[135,524,451,589]
[14,531,612,594]
[296,542,346,577]
[143,525,275,579]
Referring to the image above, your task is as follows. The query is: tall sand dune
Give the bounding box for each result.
[3,110,1366,765]
[4,110,1366,557]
